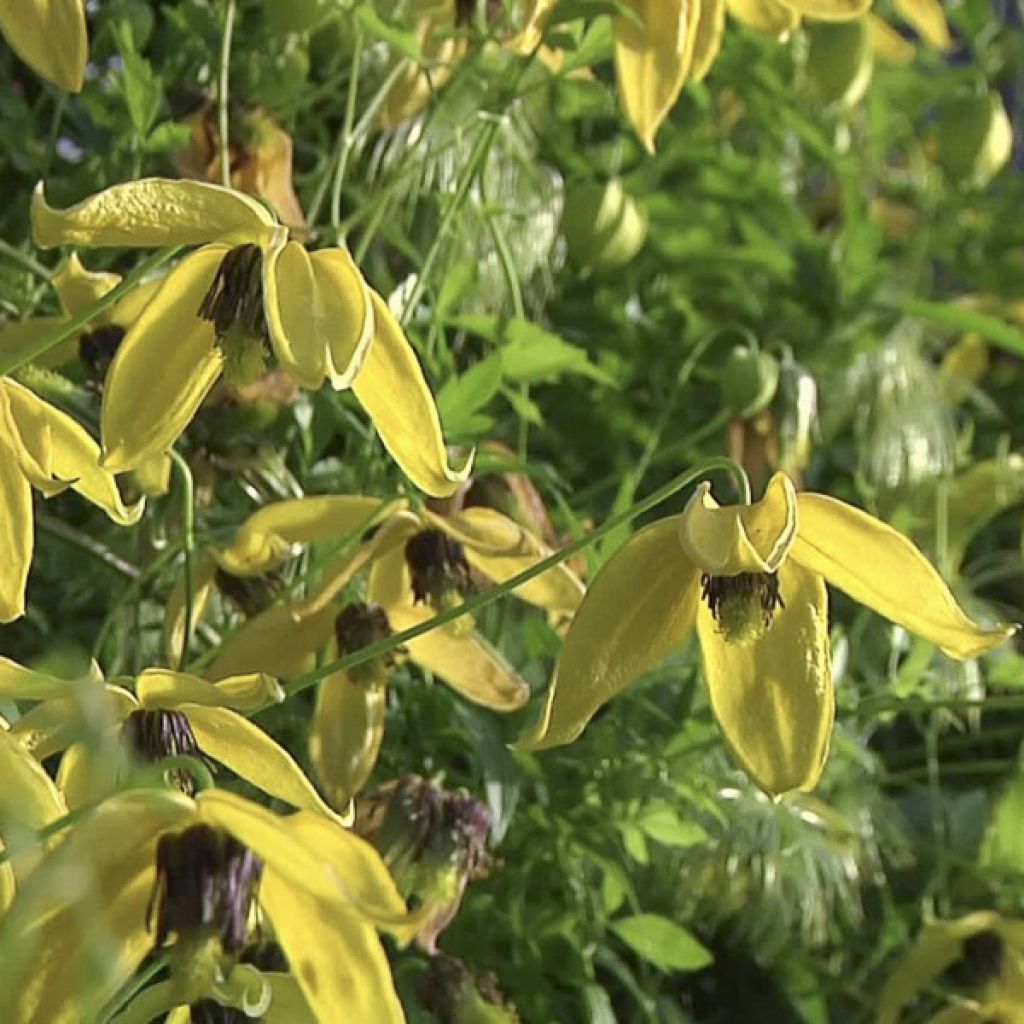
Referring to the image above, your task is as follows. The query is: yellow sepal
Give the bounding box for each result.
[0,0,87,92]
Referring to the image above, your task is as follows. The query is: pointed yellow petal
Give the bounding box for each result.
[781,0,871,19]
[52,253,120,318]
[1,382,56,493]
[100,247,225,472]
[206,602,336,681]
[388,603,530,711]
[260,870,406,1024]
[679,471,798,575]
[0,654,97,700]
[310,248,375,389]
[691,0,727,81]
[867,14,916,63]
[136,668,283,712]
[614,0,695,152]
[521,518,698,750]
[214,495,388,576]
[894,0,952,48]
[427,507,585,615]
[698,560,832,795]
[4,378,143,524]
[55,739,118,810]
[0,444,33,622]
[262,238,327,388]
[0,317,70,371]
[726,0,799,36]
[185,705,341,820]
[32,179,276,250]
[0,730,65,829]
[0,0,87,92]
[9,686,135,760]
[309,672,387,808]
[791,492,1016,659]
[878,913,1002,1024]
[352,291,472,498]
[364,512,422,611]
[107,274,165,328]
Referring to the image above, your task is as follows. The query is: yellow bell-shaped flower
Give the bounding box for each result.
[0,377,143,622]
[31,178,470,496]
[523,472,1014,796]
[0,787,418,1023]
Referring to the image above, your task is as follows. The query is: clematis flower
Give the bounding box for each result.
[0,376,143,622]
[0,0,87,91]
[31,178,470,496]
[724,0,871,40]
[522,472,1014,796]
[0,787,418,1023]
[0,657,341,822]
[879,912,1024,1024]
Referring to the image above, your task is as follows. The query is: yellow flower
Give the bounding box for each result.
[0,787,417,1023]
[0,251,160,371]
[879,912,1024,1024]
[522,472,1014,796]
[0,376,143,622]
[31,178,470,496]
[725,0,871,39]
[0,0,87,91]
[0,657,341,822]
[180,492,582,806]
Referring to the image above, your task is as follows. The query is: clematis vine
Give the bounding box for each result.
[31,178,470,496]
[0,788,419,1023]
[522,472,1014,796]
[0,376,142,622]
[0,0,87,91]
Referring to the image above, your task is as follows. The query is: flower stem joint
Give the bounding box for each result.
[405,530,475,614]
[700,570,784,646]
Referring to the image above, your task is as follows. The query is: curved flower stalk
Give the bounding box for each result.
[0,0,87,91]
[0,252,159,372]
[0,657,340,822]
[31,178,470,496]
[522,472,1015,796]
[0,788,417,1024]
[0,376,143,623]
[879,912,1024,1023]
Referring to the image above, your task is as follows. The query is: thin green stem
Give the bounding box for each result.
[218,0,238,188]
[97,951,172,1024]
[330,21,365,232]
[0,802,98,867]
[170,451,197,672]
[0,246,183,377]
[276,457,749,703]
[0,238,51,280]
[107,980,178,1024]
[37,514,140,580]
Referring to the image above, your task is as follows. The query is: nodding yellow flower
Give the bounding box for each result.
[725,0,871,39]
[0,0,87,91]
[0,377,143,623]
[879,912,1024,1024]
[0,251,160,372]
[31,178,470,496]
[522,472,1015,796]
[0,657,340,822]
[0,787,418,1024]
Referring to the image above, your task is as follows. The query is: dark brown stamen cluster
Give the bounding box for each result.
[404,530,474,607]
[454,0,504,27]
[197,244,268,341]
[79,325,126,389]
[335,602,396,660]
[214,568,283,618]
[948,930,1005,989]
[700,571,784,629]
[122,709,208,794]
[148,824,263,955]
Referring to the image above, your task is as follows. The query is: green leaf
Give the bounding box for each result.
[981,776,1024,875]
[889,298,1024,357]
[355,7,423,61]
[609,915,713,973]
[437,354,504,438]
[114,23,162,136]
[636,805,708,848]
[501,318,616,386]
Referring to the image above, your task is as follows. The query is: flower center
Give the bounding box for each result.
[214,568,283,618]
[149,823,263,956]
[122,709,207,795]
[700,571,784,646]
[335,602,399,686]
[950,930,1004,988]
[404,530,474,615]
[79,324,126,389]
[198,245,268,388]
